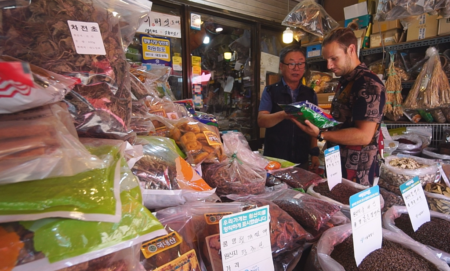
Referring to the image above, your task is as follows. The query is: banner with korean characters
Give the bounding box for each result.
[137,11,181,38]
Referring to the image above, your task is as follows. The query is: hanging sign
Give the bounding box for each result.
[191,13,201,30]
[137,11,181,38]
[141,36,171,64]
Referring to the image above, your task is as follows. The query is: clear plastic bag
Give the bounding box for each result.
[281,0,339,38]
[1,0,152,139]
[380,187,405,212]
[383,206,450,264]
[375,0,430,22]
[431,109,447,123]
[222,131,269,170]
[131,99,156,136]
[169,117,226,165]
[132,136,214,209]
[131,66,176,101]
[404,47,450,110]
[306,71,333,93]
[380,155,438,187]
[392,134,423,151]
[312,224,450,271]
[202,157,267,197]
[228,188,341,231]
[307,178,384,219]
[425,191,450,216]
[0,103,104,184]
[269,166,323,189]
[0,56,80,114]
[422,147,450,163]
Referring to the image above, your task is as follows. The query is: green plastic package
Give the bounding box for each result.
[0,141,125,223]
[280,101,340,129]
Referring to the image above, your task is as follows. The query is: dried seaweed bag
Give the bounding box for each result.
[0,0,153,139]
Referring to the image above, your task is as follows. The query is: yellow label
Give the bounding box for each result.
[203,131,222,146]
[154,249,200,271]
[141,231,183,259]
[192,66,201,75]
[191,56,201,67]
[173,56,182,66]
[142,36,171,61]
[204,212,232,225]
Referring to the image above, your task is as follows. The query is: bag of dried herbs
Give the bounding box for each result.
[1,0,152,139]
[383,206,450,264]
[306,223,449,271]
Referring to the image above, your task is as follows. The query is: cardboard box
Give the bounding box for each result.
[317,93,335,104]
[406,14,439,41]
[438,17,450,36]
[372,20,402,33]
[370,29,403,48]
[306,44,322,58]
[345,14,371,29]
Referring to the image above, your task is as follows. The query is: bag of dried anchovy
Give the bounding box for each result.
[1,0,152,140]
[383,206,450,264]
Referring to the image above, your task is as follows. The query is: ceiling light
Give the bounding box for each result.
[216,27,223,32]
[203,36,210,44]
[224,52,232,60]
[283,27,293,44]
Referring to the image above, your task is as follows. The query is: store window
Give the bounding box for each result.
[189,13,255,140]
[128,4,184,100]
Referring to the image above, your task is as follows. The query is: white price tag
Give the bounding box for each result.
[67,21,106,55]
[350,185,383,267]
[324,146,342,190]
[400,176,430,231]
[219,206,274,271]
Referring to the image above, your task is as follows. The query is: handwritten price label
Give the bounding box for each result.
[400,176,430,231]
[219,206,273,271]
[350,185,382,266]
[324,145,342,190]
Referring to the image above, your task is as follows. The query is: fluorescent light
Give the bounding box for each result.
[224,52,232,60]
[203,36,210,44]
[216,27,223,32]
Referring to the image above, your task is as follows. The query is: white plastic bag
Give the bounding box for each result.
[307,178,385,219]
[315,224,450,271]
[392,134,423,151]
[380,155,438,187]
[383,206,450,264]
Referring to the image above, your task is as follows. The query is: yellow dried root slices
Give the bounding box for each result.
[169,118,226,165]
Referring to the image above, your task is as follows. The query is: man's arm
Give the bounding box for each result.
[292,119,378,146]
[258,111,289,128]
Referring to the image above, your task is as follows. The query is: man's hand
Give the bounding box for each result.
[291,118,320,138]
[309,156,320,172]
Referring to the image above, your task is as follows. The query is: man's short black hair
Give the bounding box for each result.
[279,45,306,63]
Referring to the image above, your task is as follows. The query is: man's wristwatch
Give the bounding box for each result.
[317,130,324,142]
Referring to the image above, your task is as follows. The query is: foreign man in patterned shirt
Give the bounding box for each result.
[293,27,387,186]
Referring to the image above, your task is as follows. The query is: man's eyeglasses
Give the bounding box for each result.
[281,62,305,69]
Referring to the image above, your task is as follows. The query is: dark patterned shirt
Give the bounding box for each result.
[330,63,386,186]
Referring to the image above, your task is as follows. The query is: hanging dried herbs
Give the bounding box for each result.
[384,53,403,121]
[1,0,132,138]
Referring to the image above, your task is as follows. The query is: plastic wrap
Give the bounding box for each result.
[269,166,323,189]
[383,206,450,264]
[280,101,340,129]
[307,71,333,93]
[312,224,450,271]
[422,147,450,162]
[281,0,339,38]
[375,0,430,22]
[0,103,104,184]
[132,136,214,210]
[202,156,267,197]
[307,179,384,218]
[265,156,296,168]
[392,134,423,151]
[222,131,269,170]
[0,56,80,114]
[131,66,176,101]
[431,109,447,123]
[4,155,166,270]
[169,118,226,165]
[146,95,188,121]
[228,188,340,231]
[384,140,399,156]
[403,47,450,110]
[1,0,152,139]
[131,100,156,135]
[425,191,450,216]
[380,155,438,188]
